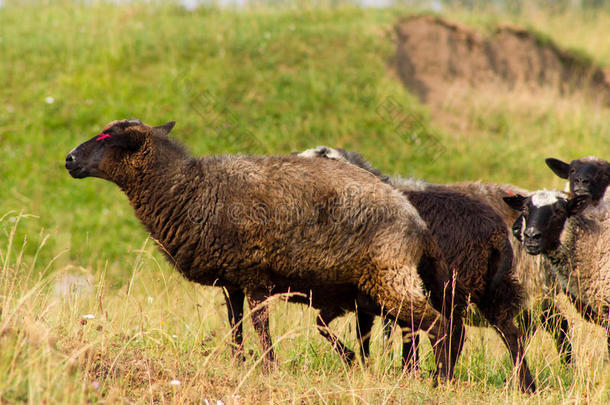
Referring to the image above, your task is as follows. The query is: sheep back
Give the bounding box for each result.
[554,206,610,317]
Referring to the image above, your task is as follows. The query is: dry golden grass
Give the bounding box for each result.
[1,212,609,403]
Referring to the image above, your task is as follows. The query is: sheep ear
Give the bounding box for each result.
[566,195,591,217]
[545,158,570,179]
[154,121,176,136]
[503,194,527,211]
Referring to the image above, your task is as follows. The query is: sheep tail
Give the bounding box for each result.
[488,237,515,295]
[485,237,524,321]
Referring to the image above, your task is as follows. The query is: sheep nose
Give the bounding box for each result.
[65,153,75,163]
[524,228,541,240]
[575,177,590,186]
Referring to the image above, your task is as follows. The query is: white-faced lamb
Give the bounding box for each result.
[65,119,464,381]
[504,190,610,355]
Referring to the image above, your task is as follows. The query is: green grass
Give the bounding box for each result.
[1,1,609,403]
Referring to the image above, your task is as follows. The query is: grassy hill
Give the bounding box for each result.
[0,1,609,403]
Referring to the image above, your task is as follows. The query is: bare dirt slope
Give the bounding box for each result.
[394,15,610,107]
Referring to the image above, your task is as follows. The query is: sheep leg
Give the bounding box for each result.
[355,310,378,363]
[448,319,465,374]
[492,319,536,393]
[516,309,534,340]
[385,298,453,380]
[538,298,572,365]
[400,319,463,374]
[355,313,424,372]
[246,289,276,371]
[425,312,456,382]
[222,287,246,362]
[382,317,393,341]
[356,310,423,370]
[400,324,420,372]
[378,316,393,356]
[360,273,457,379]
[565,291,609,355]
[567,290,598,322]
[316,308,358,365]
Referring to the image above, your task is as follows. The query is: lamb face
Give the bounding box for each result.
[503,191,591,255]
[546,156,610,204]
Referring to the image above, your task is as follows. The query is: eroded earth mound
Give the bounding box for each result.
[394,15,610,106]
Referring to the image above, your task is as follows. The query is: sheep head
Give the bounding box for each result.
[65,119,176,185]
[503,191,591,255]
[545,156,610,204]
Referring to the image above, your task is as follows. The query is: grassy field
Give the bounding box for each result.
[1,1,610,403]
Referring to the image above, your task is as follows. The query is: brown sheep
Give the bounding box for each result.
[300,147,536,392]
[65,119,463,381]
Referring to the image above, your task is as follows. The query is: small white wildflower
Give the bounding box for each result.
[431,0,443,12]
[147,296,154,304]
[217,401,225,405]
[288,24,295,31]
[170,379,181,386]
[82,314,95,320]
[172,334,178,339]
[45,96,55,104]
[6,105,14,113]
[264,32,271,40]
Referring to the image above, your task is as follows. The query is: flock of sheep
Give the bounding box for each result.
[64,119,610,393]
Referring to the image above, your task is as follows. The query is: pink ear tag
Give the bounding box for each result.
[96,133,111,141]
